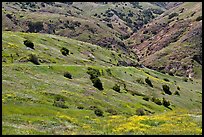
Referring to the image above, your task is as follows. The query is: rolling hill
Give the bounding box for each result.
[2,2,202,135]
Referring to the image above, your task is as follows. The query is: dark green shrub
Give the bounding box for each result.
[92,77,103,90]
[60,47,69,56]
[162,98,170,107]
[112,84,120,93]
[136,108,145,116]
[145,77,153,87]
[177,86,180,90]
[168,12,179,19]
[174,91,180,96]
[168,72,174,76]
[196,16,202,21]
[24,40,35,49]
[94,108,103,117]
[182,77,188,82]
[106,109,117,115]
[77,106,84,109]
[106,68,112,76]
[143,96,149,101]
[162,85,172,95]
[64,72,72,79]
[87,67,100,79]
[163,78,170,82]
[27,21,44,33]
[28,54,40,65]
[53,95,68,109]
[136,78,144,84]
[151,97,162,105]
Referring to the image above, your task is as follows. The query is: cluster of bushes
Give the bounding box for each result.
[142,96,149,101]
[87,67,103,90]
[106,108,117,115]
[145,77,153,87]
[60,47,69,56]
[196,16,202,21]
[152,97,162,105]
[27,21,44,33]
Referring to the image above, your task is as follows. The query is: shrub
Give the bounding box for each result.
[28,54,40,65]
[112,84,120,93]
[163,78,170,82]
[106,109,117,115]
[182,77,188,82]
[92,77,103,90]
[106,68,112,76]
[177,86,180,90]
[162,85,172,95]
[94,108,103,117]
[152,97,162,105]
[64,72,72,79]
[77,106,84,109]
[87,67,100,79]
[174,91,180,96]
[60,47,69,56]
[168,72,174,76]
[24,40,35,49]
[53,95,68,108]
[136,78,144,84]
[27,21,44,33]
[162,98,170,107]
[143,96,149,101]
[136,108,145,116]
[196,16,202,21]
[168,12,179,19]
[145,77,153,87]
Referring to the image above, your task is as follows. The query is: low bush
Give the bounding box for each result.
[163,78,170,82]
[87,67,100,79]
[143,96,149,101]
[64,72,72,79]
[168,12,179,19]
[94,108,104,117]
[177,86,180,90]
[174,91,180,96]
[162,85,172,95]
[106,109,117,115]
[196,16,202,21]
[182,77,188,82]
[24,40,35,49]
[28,54,40,65]
[136,78,144,84]
[162,98,170,107]
[53,95,68,108]
[168,72,174,76]
[112,84,120,93]
[136,108,145,116]
[60,47,69,56]
[152,97,162,105]
[145,77,153,87]
[92,77,103,90]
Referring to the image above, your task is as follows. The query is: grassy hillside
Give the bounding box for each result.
[2,31,202,135]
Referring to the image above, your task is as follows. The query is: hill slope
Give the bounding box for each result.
[2,31,202,135]
[125,2,202,78]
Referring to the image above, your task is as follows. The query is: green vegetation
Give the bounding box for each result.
[145,77,153,87]
[162,85,172,95]
[64,72,72,79]
[60,47,69,56]
[24,40,35,49]
[112,84,120,93]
